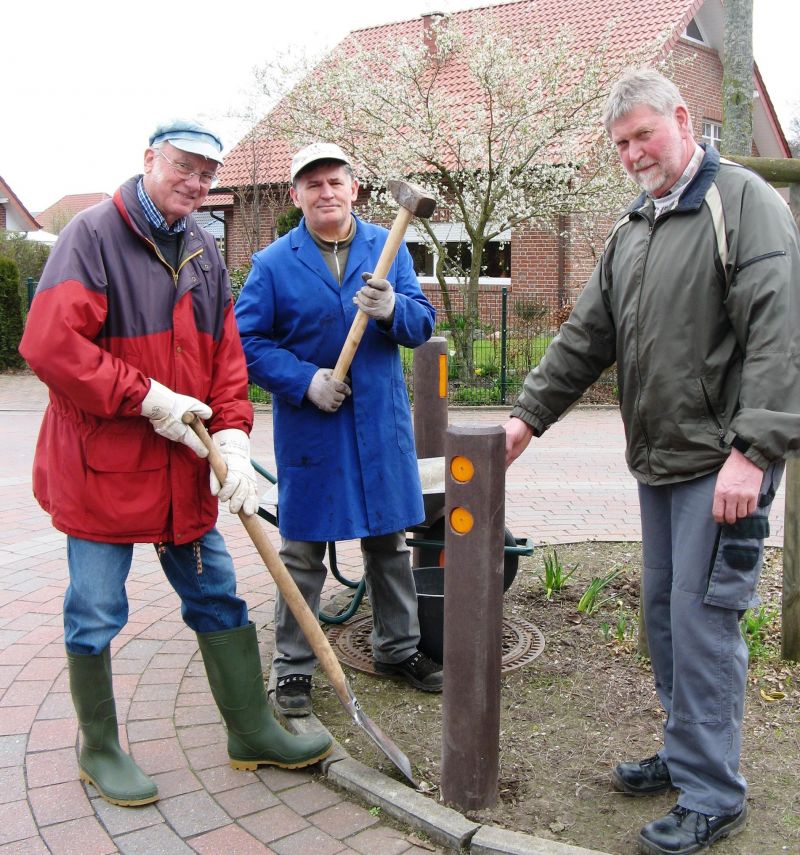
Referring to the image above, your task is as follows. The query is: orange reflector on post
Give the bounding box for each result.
[438,354,448,398]
[450,506,474,533]
[450,455,475,483]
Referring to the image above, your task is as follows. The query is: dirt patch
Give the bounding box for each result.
[313,542,800,855]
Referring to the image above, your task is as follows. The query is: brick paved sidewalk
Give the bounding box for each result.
[0,372,785,854]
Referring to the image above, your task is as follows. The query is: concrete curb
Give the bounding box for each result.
[284,709,612,855]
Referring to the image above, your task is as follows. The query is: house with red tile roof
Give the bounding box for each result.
[34,192,111,235]
[0,176,41,233]
[212,0,792,311]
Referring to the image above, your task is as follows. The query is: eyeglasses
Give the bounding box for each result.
[156,149,219,188]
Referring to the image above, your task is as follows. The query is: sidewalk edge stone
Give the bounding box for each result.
[470,824,613,855]
[328,755,479,850]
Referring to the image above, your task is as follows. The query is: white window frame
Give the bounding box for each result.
[683,18,707,45]
[702,120,722,151]
[404,223,511,287]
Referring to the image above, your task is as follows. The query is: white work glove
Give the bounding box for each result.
[306,368,351,413]
[140,379,212,458]
[354,272,395,322]
[209,429,259,516]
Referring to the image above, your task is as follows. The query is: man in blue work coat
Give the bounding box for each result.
[234,142,442,716]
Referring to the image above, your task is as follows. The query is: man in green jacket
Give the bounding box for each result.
[505,69,800,855]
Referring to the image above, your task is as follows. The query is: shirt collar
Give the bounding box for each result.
[651,144,705,218]
[136,177,187,233]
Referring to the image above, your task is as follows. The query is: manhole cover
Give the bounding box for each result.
[325,613,545,676]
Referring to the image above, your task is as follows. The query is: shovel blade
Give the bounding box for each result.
[340,685,417,787]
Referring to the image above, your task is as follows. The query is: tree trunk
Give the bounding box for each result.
[721,0,754,156]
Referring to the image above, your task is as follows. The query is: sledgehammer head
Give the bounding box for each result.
[387,179,437,219]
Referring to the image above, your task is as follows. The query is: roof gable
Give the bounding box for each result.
[0,175,41,231]
[219,0,789,186]
[35,192,111,234]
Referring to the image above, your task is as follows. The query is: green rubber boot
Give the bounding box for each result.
[197,622,333,771]
[67,647,159,806]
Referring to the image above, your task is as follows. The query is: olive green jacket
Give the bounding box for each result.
[511,145,800,485]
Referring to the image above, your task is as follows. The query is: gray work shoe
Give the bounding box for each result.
[275,674,313,717]
[612,754,674,796]
[373,650,443,692]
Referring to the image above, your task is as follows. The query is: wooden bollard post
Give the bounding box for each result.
[783,459,800,661]
[440,425,505,810]
[413,336,448,460]
[412,337,449,567]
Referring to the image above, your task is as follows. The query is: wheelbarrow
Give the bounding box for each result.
[251,456,534,625]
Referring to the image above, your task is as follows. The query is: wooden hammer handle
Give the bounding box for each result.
[332,207,414,382]
[185,417,351,704]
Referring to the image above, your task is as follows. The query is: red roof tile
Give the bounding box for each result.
[35,193,111,233]
[218,0,702,187]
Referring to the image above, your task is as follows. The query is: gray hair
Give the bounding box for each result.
[602,69,687,134]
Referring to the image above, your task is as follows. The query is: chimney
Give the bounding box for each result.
[422,11,445,56]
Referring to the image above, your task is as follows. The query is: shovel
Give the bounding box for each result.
[184,414,417,787]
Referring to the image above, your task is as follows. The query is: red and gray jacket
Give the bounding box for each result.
[19,176,252,544]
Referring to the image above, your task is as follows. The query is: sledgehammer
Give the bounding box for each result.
[332,179,436,381]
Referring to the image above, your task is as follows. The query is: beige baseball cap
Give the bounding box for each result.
[290,142,352,182]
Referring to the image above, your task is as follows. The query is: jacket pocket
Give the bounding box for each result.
[391,373,415,453]
[83,421,170,535]
[85,421,168,471]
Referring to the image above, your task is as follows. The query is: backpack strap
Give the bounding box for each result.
[604,213,632,252]
[703,181,731,291]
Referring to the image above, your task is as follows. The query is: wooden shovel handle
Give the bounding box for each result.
[186,417,351,702]
[332,206,414,381]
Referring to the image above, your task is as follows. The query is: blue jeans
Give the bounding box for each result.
[64,528,248,654]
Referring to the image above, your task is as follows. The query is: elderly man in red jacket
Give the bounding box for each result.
[19,119,331,808]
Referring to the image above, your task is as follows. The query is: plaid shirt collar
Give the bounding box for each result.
[136,177,187,233]
[651,144,705,218]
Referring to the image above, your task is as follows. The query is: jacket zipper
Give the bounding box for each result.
[142,235,203,286]
[633,210,655,467]
[735,250,786,274]
[699,379,726,447]
[333,241,341,284]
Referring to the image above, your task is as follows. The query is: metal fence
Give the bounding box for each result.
[20,278,613,407]
[249,287,618,407]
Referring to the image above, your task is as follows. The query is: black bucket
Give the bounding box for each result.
[414,566,444,664]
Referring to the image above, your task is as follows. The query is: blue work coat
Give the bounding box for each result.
[235,215,436,541]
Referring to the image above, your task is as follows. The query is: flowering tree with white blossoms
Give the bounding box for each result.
[260,13,655,377]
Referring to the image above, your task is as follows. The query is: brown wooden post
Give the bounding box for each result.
[783,460,800,660]
[413,336,448,459]
[783,185,800,661]
[412,337,449,566]
[440,425,505,810]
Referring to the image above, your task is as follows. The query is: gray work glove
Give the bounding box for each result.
[209,429,259,516]
[140,379,211,458]
[306,368,351,413]
[354,272,396,322]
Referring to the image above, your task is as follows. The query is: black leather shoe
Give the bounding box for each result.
[612,754,674,795]
[373,650,443,692]
[638,804,748,855]
[274,674,312,717]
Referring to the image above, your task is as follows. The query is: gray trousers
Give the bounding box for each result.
[638,461,783,816]
[273,531,421,678]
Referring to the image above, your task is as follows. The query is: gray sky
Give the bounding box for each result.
[3,0,796,214]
